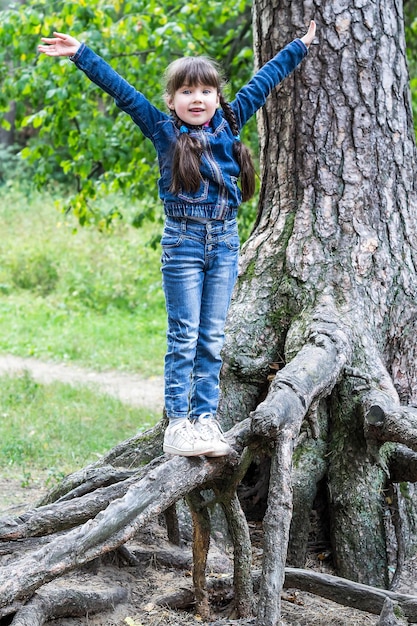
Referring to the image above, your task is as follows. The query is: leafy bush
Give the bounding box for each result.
[9,252,59,296]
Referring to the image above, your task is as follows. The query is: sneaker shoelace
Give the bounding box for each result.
[195,414,225,440]
[176,419,200,442]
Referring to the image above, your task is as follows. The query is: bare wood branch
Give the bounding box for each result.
[364,390,417,452]
[129,544,231,573]
[0,474,139,541]
[217,490,254,617]
[256,431,294,626]
[254,311,351,625]
[152,566,417,623]
[251,323,350,438]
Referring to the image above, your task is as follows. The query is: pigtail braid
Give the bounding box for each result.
[170,113,203,195]
[219,94,256,202]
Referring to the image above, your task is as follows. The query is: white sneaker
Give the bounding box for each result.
[193,414,232,457]
[163,419,215,457]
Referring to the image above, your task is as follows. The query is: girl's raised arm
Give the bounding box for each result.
[38,32,81,57]
[300,20,316,48]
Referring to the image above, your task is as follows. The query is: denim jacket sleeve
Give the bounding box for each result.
[70,43,168,140]
[231,38,308,129]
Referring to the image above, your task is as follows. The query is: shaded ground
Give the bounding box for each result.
[0,354,415,626]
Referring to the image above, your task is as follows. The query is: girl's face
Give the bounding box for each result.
[166,83,220,126]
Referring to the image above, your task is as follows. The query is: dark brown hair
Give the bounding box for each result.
[164,56,256,202]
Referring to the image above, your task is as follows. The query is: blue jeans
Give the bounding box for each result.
[161,216,240,421]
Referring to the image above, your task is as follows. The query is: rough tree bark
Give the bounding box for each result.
[1,0,417,624]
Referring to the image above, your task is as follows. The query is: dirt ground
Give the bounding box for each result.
[0,355,416,626]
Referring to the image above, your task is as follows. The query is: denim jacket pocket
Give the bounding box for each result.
[178,179,210,204]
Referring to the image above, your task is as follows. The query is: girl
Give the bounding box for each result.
[38,21,316,457]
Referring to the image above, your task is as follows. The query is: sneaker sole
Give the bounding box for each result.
[163,443,215,457]
[204,446,232,457]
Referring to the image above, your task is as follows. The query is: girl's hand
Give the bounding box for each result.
[38,32,81,57]
[300,20,316,48]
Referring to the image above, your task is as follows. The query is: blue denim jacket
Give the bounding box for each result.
[71,39,307,220]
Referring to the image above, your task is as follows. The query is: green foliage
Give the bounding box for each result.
[0,0,254,226]
[8,252,59,295]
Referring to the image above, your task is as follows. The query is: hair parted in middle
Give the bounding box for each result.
[164,56,256,202]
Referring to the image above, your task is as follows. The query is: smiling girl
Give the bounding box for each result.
[38,22,316,457]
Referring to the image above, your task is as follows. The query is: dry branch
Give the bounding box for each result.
[129,543,231,572]
[0,474,139,541]
[151,565,417,623]
[217,491,254,617]
[187,490,211,619]
[364,390,417,452]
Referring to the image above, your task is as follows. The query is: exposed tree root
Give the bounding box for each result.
[376,597,404,626]
[252,304,352,625]
[0,425,249,609]
[8,584,128,626]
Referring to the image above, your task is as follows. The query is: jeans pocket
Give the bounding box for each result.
[224,233,240,251]
[161,221,184,248]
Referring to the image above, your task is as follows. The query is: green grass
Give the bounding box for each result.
[0,186,165,485]
[0,187,166,376]
[0,371,158,483]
